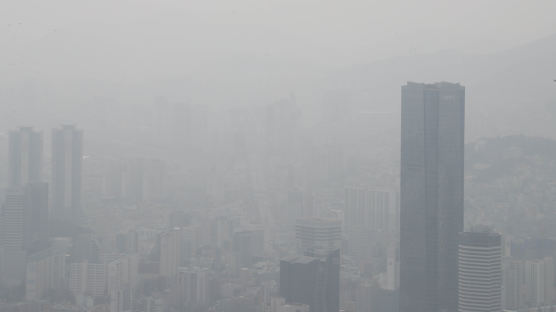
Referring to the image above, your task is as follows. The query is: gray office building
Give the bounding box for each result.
[51,125,83,223]
[399,82,465,312]
[8,127,43,187]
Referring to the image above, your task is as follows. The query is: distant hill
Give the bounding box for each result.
[322,33,556,140]
[465,135,556,237]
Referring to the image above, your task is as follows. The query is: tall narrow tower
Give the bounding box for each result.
[51,125,83,223]
[8,127,43,187]
[399,82,465,312]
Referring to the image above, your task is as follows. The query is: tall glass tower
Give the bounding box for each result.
[399,82,465,312]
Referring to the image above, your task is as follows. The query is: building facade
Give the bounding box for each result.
[399,82,465,312]
[458,231,502,312]
[295,218,341,258]
[344,187,398,261]
[8,127,43,187]
[51,125,83,223]
[280,250,340,312]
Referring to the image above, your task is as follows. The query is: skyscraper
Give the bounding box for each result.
[399,82,465,312]
[51,125,83,222]
[458,231,502,312]
[8,127,43,187]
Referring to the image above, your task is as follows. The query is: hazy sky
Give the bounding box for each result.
[3,0,556,69]
[1,0,556,112]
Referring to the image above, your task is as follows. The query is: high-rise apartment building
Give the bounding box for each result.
[524,257,554,308]
[399,82,465,312]
[1,189,26,250]
[25,246,67,301]
[69,261,106,298]
[174,267,210,309]
[458,231,502,312]
[159,228,181,280]
[107,255,138,312]
[233,227,265,269]
[8,127,43,187]
[51,125,83,222]
[502,256,556,310]
[344,187,398,261]
[1,184,48,252]
[344,188,398,235]
[0,188,28,287]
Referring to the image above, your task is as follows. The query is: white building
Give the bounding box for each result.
[69,261,106,298]
[458,231,502,312]
[344,188,398,261]
[524,257,554,307]
[25,247,66,300]
[107,255,138,312]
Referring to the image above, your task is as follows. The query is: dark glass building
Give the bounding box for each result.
[279,249,340,312]
[399,82,465,312]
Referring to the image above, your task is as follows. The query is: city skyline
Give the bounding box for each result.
[0,2,554,311]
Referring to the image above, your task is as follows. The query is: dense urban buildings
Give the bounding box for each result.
[0,80,553,312]
[2,0,556,310]
[399,82,465,312]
